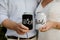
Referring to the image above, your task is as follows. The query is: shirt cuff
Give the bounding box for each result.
[0,15,8,24]
[36,3,43,12]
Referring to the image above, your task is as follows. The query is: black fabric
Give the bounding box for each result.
[0,27,7,34]
[7,30,38,39]
[0,27,7,40]
[7,35,36,39]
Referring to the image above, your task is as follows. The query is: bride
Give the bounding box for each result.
[55,0,60,2]
[37,0,60,40]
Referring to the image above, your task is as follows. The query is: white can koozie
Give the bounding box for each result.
[36,12,47,29]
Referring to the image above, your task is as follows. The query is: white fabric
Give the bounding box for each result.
[48,2,60,22]
[36,3,43,12]
[38,0,60,40]
[7,39,17,40]
[54,0,60,2]
[41,0,60,22]
[0,0,42,38]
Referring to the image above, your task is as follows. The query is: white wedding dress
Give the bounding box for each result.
[55,0,60,2]
[38,0,60,40]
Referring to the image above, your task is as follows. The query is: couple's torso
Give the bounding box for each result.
[4,0,40,38]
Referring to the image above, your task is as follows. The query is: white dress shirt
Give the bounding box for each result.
[0,0,42,38]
